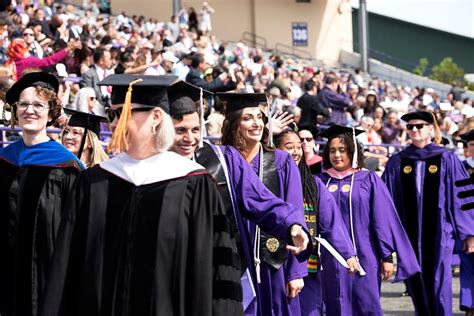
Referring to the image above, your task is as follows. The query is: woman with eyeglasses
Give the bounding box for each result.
[275,127,359,316]
[42,74,244,316]
[61,109,109,168]
[67,87,111,142]
[0,72,84,316]
[5,38,82,80]
[218,92,311,316]
[317,125,419,315]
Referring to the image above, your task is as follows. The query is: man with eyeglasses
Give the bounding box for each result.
[382,110,474,315]
[298,124,322,175]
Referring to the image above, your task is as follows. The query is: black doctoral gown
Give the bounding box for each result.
[0,139,83,316]
[42,152,242,316]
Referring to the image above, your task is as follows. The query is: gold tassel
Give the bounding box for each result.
[107,78,143,154]
[431,111,442,145]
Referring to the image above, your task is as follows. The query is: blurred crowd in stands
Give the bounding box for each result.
[0,0,472,171]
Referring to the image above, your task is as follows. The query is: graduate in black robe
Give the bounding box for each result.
[0,73,84,316]
[42,74,243,316]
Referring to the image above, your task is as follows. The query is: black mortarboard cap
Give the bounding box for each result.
[461,130,474,143]
[401,110,434,124]
[318,124,364,139]
[297,123,320,139]
[64,108,108,137]
[6,72,59,106]
[217,92,267,113]
[168,80,213,117]
[98,74,178,113]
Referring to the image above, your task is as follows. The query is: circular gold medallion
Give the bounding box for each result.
[341,184,351,192]
[403,166,412,174]
[469,169,474,175]
[428,165,438,174]
[328,184,338,192]
[265,238,279,253]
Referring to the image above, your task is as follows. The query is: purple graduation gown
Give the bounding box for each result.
[457,160,474,311]
[382,143,474,315]
[299,177,356,316]
[221,146,311,316]
[318,170,420,315]
[246,149,307,316]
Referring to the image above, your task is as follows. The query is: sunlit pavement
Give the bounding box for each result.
[381,274,463,315]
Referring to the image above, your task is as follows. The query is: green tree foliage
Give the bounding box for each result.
[413,58,429,76]
[429,57,465,84]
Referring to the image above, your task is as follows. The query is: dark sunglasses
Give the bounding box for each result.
[406,123,429,130]
[88,96,96,101]
[22,33,34,37]
[300,137,314,142]
[106,107,153,122]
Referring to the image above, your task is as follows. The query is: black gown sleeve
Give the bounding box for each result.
[189,174,243,316]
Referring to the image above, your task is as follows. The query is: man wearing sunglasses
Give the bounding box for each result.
[382,110,474,316]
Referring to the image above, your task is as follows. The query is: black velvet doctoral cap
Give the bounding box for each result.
[98,74,178,113]
[6,72,59,106]
[216,92,267,113]
[461,130,474,143]
[400,110,434,124]
[64,108,108,137]
[168,81,213,117]
[318,124,364,139]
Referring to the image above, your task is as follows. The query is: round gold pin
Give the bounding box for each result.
[403,166,412,174]
[341,184,351,192]
[428,165,438,174]
[328,184,338,192]
[266,238,280,253]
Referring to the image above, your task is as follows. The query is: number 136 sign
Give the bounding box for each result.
[292,22,308,47]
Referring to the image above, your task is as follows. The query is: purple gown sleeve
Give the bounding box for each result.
[315,177,356,260]
[223,146,310,249]
[275,151,308,282]
[444,152,474,241]
[367,171,420,282]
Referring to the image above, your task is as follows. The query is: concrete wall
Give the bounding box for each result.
[108,0,353,61]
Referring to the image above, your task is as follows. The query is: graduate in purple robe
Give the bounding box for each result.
[275,128,360,316]
[382,111,474,316]
[317,125,420,316]
[456,130,474,314]
[218,92,309,316]
[167,83,311,316]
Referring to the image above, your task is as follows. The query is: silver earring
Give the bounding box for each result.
[152,125,157,134]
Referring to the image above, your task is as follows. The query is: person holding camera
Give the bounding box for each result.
[185,53,236,92]
[316,72,352,126]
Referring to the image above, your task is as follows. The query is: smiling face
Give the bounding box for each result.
[278,131,302,164]
[17,87,51,135]
[171,112,200,159]
[61,126,87,155]
[328,137,351,171]
[238,107,264,146]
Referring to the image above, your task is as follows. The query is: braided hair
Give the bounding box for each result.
[275,128,319,220]
[298,150,319,219]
